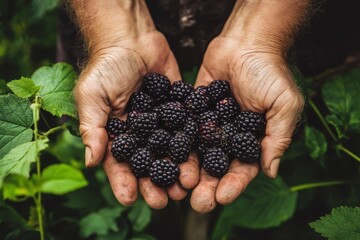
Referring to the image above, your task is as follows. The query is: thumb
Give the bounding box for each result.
[261,89,304,178]
[75,75,111,168]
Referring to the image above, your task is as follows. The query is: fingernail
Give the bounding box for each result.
[85,146,93,167]
[268,158,280,178]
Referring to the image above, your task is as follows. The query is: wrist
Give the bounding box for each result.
[70,0,155,54]
[220,0,309,53]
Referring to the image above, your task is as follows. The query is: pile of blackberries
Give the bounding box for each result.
[106,73,266,187]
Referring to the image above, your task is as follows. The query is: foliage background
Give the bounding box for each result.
[0,0,359,240]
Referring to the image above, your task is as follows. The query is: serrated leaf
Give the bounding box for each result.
[7,77,40,98]
[309,206,360,240]
[79,207,126,238]
[212,174,297,240]
[31,63,77,118]
[322,68,360,138]
[39,164,88,195]
[2,174,36,201]
[305,126,327,159]
[128,199,152,232]
[0,139,48,188]
[0,94,33,158]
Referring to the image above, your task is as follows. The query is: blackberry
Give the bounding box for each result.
[198,110,219,125]
[129,112,158,139]
[231,132,261,163]
[184,86,209,115]
[106,118,126,139]
[142,72,171,102]
[149,159,180,187]
[198,122,223,148]
[169,80,194,102]
[147,129,171,157]
[215,97,239,123]
[158,102,186,131]
[168,132,192,164]
[203,148,229,178]
[235,111,266,138]
[220,122,238,154]
[207,80,231,105]
[183,117,198,143]
[126,111,141,129]
[130,148,154,178]
[111,133,137,162]
[128,91,154,112]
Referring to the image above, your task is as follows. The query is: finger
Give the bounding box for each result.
[178,152,200,189]
[190,168,219,213]
[194,65,214,88]
[262,88,304,178]
[75,77,111,167]
[167,182,188,201]
[103,153,138,206]
[216,160,260,205]
[139,178,168,209]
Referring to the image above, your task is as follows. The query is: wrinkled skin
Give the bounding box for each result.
[74,31,200,208]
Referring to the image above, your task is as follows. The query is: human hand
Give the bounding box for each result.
[71,0,199,209]
[190,36,304,212]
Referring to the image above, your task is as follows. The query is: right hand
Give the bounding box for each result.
[74,31,199,208]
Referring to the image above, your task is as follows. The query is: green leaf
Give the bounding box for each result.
[128,199,152,232]
[2,174,36,201]
[309,206,360,240]
[305,126,328,159]
[79,207,126,238]
[7,77,40,98]
[182,67,198,86]
[39,163,88,195]
[212,174,297,240]
[0,202,27,228]
[0,139,48,188]
[322,68,360,138]
[30,0,59,21]
[0,94,33,158]
[31,63,77,118]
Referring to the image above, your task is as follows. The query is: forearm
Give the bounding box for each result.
[221,0,310,52]
[68,0,155,54]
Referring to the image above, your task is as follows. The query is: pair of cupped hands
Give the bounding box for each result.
[74,31,304,213]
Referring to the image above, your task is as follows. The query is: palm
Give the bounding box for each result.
[191,36,304,212]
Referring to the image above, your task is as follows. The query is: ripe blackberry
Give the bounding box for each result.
[168,132,192,164]
[126,111,141,129]
[215,97,239,123]
[111,133,137,162]
[128,91,154,112]
[198,110,219,125]
[184,86,209,115]
[203,148,229,178]
[220,122,238,154]
[143,72,171,102]
[183,117,198,143]
[106,118,126,139]
[158,102,186,131]
[147,129,171,157]
[129,112,159,139]
[149,159,180,187]
[198,122,223,148]
[231,132,261,163]
[235,111,266,138]
[207,80,231,105]
[169,80,194,103]
[130,148,154,178]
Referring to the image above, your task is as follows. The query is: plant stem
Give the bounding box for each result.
[290,180,346,192]
[31,96,45,240]
[337,144,360,162]
[308,99,337,142]
[43,125,66,136]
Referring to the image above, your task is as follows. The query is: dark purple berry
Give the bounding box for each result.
[203,148,229,178]
[143,72,171,102]
[231,132,261,163]
[147,129,171,157]
[130,148,154,178]
[149,159,180,187]
[106,118,126,139]
[158,101,186,131]
[235,111,266,138]
[215,97,239,123]
[128,91,154,112]
[170,80,194,102]
[198,110,219,125]
[184,86,209,115]
[207,80,231,105]
[168,132,192,164]
[111,133,137,162]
